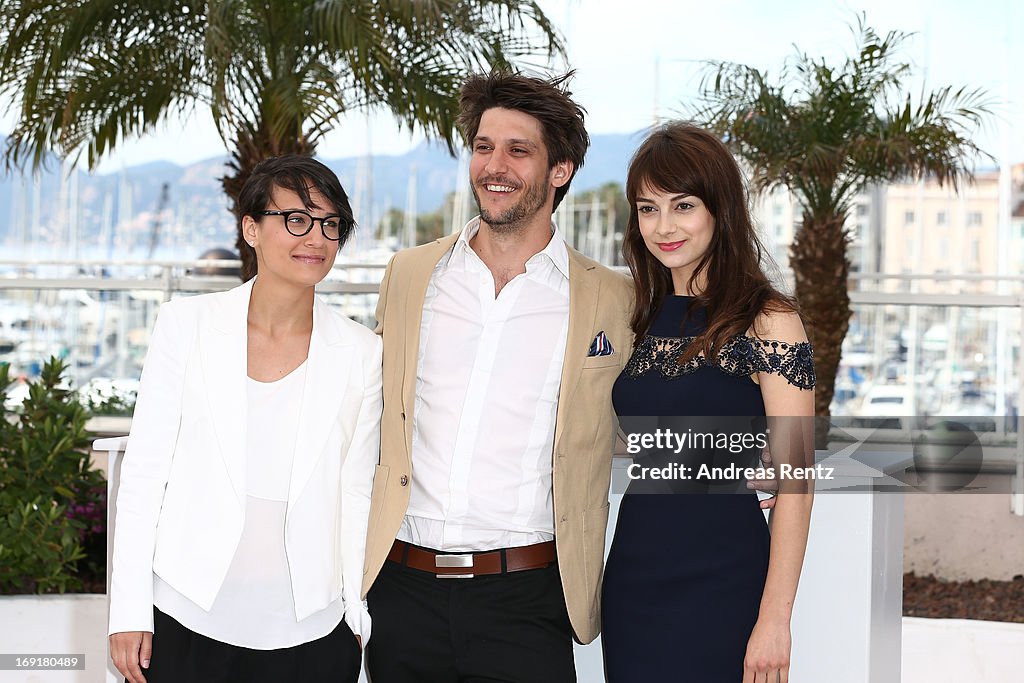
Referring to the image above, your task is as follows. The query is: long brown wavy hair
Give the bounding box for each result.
[623,122,796,361]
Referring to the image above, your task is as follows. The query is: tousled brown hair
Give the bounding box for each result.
[457,71,589,211]
[623,122,796,360]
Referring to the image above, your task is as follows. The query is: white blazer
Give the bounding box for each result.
[108,279,383,640]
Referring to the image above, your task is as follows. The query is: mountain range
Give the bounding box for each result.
[0,132,642,255]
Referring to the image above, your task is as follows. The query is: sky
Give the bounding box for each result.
[1,0,1019,174]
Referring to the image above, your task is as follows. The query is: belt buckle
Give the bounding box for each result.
[435,553,474,579]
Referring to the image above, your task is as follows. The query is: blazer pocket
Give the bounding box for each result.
[582,352,621,370]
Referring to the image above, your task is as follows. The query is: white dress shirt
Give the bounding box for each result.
[398,218,570,552]
[154,361,345,648]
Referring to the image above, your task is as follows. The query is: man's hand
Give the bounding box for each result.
[110,631,152,683]
[747,447,779,510]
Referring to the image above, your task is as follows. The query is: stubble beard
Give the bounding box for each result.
[472,178,551,236]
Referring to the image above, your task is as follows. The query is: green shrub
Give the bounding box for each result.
[0,359,105,594]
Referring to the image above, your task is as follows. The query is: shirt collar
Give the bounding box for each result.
[448,216,570,280]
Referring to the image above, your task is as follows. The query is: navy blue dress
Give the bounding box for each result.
[601,296,814,682]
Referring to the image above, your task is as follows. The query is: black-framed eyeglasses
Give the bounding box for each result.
[256,210,345,241]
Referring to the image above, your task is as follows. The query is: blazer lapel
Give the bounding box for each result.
[400,233,460,453]
[288,297,352,503]
[553,248,600,450]
[200,279,253,510]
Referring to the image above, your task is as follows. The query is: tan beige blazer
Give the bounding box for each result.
[362,232,633,644]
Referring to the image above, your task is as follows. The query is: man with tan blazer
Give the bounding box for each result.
[361,72,632,682]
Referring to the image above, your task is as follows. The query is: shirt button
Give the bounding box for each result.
[400,475,409,486]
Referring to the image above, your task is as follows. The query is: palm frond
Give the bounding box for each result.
[1,1,207,170]
[0,0,563,171]
[689,17,991,217]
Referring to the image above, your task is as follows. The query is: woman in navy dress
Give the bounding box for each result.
[601,123,815,683]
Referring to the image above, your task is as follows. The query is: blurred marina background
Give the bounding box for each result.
[1,2,1023,680]
[1,0,1021,426]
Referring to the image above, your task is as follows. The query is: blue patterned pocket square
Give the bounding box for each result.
[588,331,614,356]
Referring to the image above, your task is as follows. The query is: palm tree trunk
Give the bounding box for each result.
[220,127,315,281]
[789,210,851,448]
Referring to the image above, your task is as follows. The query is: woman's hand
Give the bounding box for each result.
[747,447,779,510]
[110,631,153,683]
[742,617,791,683]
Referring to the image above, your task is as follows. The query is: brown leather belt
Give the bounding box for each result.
[386,539,556,578]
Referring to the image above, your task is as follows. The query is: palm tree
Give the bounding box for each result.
[0,0,562,279]
[690,19,990,432]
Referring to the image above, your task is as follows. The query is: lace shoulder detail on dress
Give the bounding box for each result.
[622,335,816,389]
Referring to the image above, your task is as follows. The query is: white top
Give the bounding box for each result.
[398,218,570,552]
[154,361,345,649]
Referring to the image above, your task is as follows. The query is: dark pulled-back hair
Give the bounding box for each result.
[237,155,355,279]
[457,71,589,211]
[623,122,796,360]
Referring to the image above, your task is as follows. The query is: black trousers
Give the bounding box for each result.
[366,555,576,683]
[135,606,361,683]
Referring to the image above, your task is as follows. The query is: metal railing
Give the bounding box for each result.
[0,258,385,297]
[6,260,1023,514]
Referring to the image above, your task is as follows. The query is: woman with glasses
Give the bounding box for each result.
[108,155,382,683]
